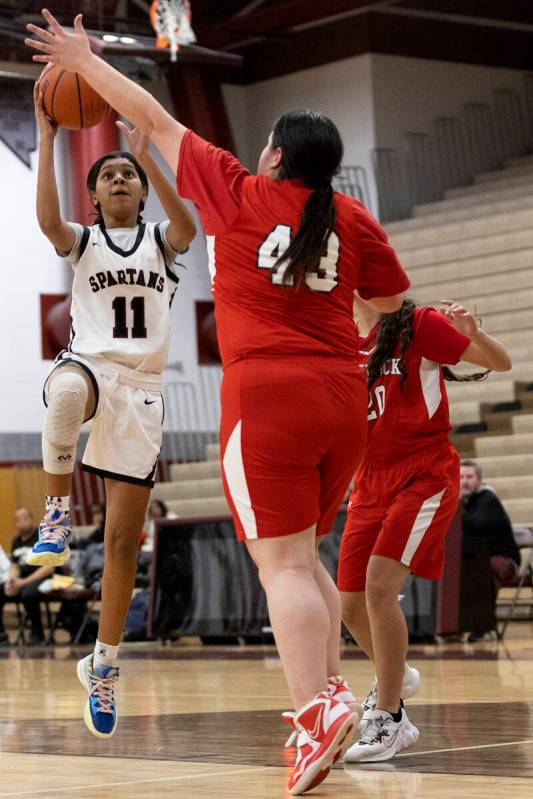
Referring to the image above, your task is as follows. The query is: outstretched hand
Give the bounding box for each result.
[25,8,96,71]
[116,121,150,163]
[440,299,480,339]
[33,78,57,140]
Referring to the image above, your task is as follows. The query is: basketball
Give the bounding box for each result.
[40,64,111,130]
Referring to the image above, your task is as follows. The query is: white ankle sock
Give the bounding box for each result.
[93,640,119,670]
[45,495,70,516]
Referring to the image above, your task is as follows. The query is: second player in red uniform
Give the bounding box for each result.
[338,296,512,762]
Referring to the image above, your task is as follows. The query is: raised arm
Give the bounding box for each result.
[34,80,76,253]
[440,299,512,372]
[26,9,186,173]
[365,293,406,313]
[117,122,196,251]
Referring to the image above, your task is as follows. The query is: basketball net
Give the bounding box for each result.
[150,0,196,63]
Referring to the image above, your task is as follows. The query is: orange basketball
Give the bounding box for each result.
[40,64,111,130]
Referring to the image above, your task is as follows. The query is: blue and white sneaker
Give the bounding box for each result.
[27,511,72,566]
[77,654,119,739]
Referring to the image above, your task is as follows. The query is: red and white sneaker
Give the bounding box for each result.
[282,710,298,748]
[327,674,361,713]
[287,692,359,795]
[283,676,361,748]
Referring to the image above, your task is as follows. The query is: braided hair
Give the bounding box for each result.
[86,151,148,227]
[366,299,489,389]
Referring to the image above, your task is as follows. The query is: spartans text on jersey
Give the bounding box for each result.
[89,269,165,293]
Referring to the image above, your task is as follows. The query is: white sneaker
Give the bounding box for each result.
[344,706,419,762]
[402,665,421,699]
[362,665,420,720]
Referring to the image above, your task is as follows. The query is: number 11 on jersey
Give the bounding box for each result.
[112,296,147,339]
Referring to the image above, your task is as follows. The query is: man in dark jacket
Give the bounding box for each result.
[461,460,520,587]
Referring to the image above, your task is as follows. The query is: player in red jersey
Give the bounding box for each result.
[26,12,410,793]
[339,295,512,763]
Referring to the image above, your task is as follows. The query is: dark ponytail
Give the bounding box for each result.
[271,110,343,287]
[367,299,490,389]
[441,365,490,382]
[367,299,416,389]
[86,151,148,226]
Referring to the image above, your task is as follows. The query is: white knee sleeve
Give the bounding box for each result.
[42,370,89,474]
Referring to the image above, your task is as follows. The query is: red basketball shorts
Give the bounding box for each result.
[337,444,460,592]
[220,358,367,541]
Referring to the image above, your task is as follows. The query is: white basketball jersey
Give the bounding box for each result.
[66,222,180,374]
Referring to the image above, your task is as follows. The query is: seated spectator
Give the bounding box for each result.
[0,508,54,645]
[143,499,177,552]
[76,502,106,549]
[461,460,521,580]
[461,460,521,638]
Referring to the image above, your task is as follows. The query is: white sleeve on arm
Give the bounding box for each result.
[56,222,85,264]
[159,219,188,265]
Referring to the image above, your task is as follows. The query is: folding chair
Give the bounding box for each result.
[13,598,53,646]
[497,524,533,640]
[44,587,99,645]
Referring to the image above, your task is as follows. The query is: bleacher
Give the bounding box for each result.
[388,153,533,526]
[150,155,533,528]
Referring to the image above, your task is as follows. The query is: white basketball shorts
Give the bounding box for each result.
[44,352,164,487]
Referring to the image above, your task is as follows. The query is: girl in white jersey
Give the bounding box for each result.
[27,81,195,738]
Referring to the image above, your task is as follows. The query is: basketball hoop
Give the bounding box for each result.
[150,0,196,62]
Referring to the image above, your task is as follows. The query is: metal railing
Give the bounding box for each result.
[373,148,411,222]
[334,165,373,214]
[373,77,533,222]
[434,116,471,191]
[162,367,222,463]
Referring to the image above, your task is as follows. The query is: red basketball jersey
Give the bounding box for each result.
[177,131,410,367]
[360,307,471,463]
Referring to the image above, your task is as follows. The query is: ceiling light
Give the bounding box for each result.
[120,36,137,44]
[102,34,119,42]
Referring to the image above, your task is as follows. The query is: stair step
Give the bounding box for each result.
[475,432,533,457]
[474,453,533,478]
[495,497,533,524]
[505,154,533,168]
[391,207,533,252]
[164,496,231,519]
[408,247,533,287]
[414,182,533,218]
[413,269,533,307]
[512,414,533,433]
[388,195,533,236]
[450,401,483,426]
[445,172,533,199]
[401,227,533,269]
[485,475,533,499]
[474,163,533,184]
[151,477,225,501]
[205,443,221,461]
[446,380,517,404]
[169,460,222,482]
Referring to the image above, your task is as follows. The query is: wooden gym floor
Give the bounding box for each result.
[1,623,533,798]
